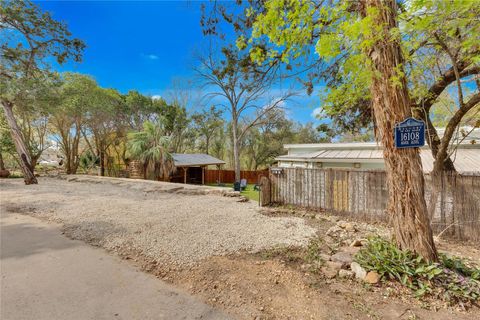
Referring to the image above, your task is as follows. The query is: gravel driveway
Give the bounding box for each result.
[0,177,316,266]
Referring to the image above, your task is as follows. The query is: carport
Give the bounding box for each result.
[171,153,225,185]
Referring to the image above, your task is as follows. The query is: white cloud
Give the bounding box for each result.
[151,95,162,100]
[311,107,325,119]
[141,53,159,60]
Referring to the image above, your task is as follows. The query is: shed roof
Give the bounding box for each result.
[172,153,225,167]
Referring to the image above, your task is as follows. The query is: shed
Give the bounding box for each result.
[171,153,226,184]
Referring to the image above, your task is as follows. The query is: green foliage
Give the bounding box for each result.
[355,237,480,305]
[441,254,480,281]
[124,90,156,131]
[191,105,223,155]
[127,121,175,180]
[79,151,99,171]
[151,99,191,153]
[242,109,329,170]
[304,236,325,266]
[58,73,98,116]
[0,110,16,155]
[246,0,480,137]
[1,0,85,101]
[6,171,23,178]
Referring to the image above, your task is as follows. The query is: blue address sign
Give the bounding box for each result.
[394,117,425,148]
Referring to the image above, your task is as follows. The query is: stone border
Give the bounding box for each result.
[54,174,238,197]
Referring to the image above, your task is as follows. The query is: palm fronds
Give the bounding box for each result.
[127,121,176,180]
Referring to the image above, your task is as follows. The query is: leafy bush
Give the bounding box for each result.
[7,171,23,178]
[79,151,99,171]
[355,237,480,306]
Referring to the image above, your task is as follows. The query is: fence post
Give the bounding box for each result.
[259,175,271,206]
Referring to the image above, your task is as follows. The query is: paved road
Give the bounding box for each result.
[0,212,230,320]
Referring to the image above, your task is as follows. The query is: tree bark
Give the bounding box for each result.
[99,148,105,176]
[0,151,5,171]
[362,0,437,261]
[143,160,149,180]
[1,100,37,185]
[232,115,241,182]
[65,120,81,174]
[154,161,160,181]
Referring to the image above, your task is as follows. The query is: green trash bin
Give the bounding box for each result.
[233,182,241,191]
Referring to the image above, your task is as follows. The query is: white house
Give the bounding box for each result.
[275,141,480,174]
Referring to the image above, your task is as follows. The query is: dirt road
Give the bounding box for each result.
[0,212,230,320]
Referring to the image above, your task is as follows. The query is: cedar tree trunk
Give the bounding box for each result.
[362,0,437,261]
[1,100,38,184]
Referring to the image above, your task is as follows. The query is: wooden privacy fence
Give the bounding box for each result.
[205,169,268,184]
[265,167,480,242]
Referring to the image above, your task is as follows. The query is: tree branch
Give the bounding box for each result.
[433,92,480,173]
[416,64,479,113]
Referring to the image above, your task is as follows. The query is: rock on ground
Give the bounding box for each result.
[350,262,367,280]
[364,271,380,284]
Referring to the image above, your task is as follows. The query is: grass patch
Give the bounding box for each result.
[355,237,480,307]
[208,183,259,202]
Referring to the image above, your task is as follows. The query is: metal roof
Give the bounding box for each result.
[171,153,225,167]
[283,142,381,150]
[420,149,480,173]
[276,144,480,173]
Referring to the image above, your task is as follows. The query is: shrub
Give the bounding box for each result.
[355,237,480,306]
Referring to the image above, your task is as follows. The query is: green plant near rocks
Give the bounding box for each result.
[354,237,480,307]
[305,237,325,264]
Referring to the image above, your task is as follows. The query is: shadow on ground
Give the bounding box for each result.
[0,215,80,260]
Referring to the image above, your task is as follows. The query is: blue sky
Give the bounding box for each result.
[36,0,323,124]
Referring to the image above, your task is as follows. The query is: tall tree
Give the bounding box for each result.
[249,0,438,259]
[0,0,84,184]
[191,105,223,154]
[83,88,124,176]
[360,0,436,260]
[195,46,294,181]
[51,73,96,174]
[199,2,297,181]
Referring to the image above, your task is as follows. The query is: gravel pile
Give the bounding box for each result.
[1,177,316,266]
